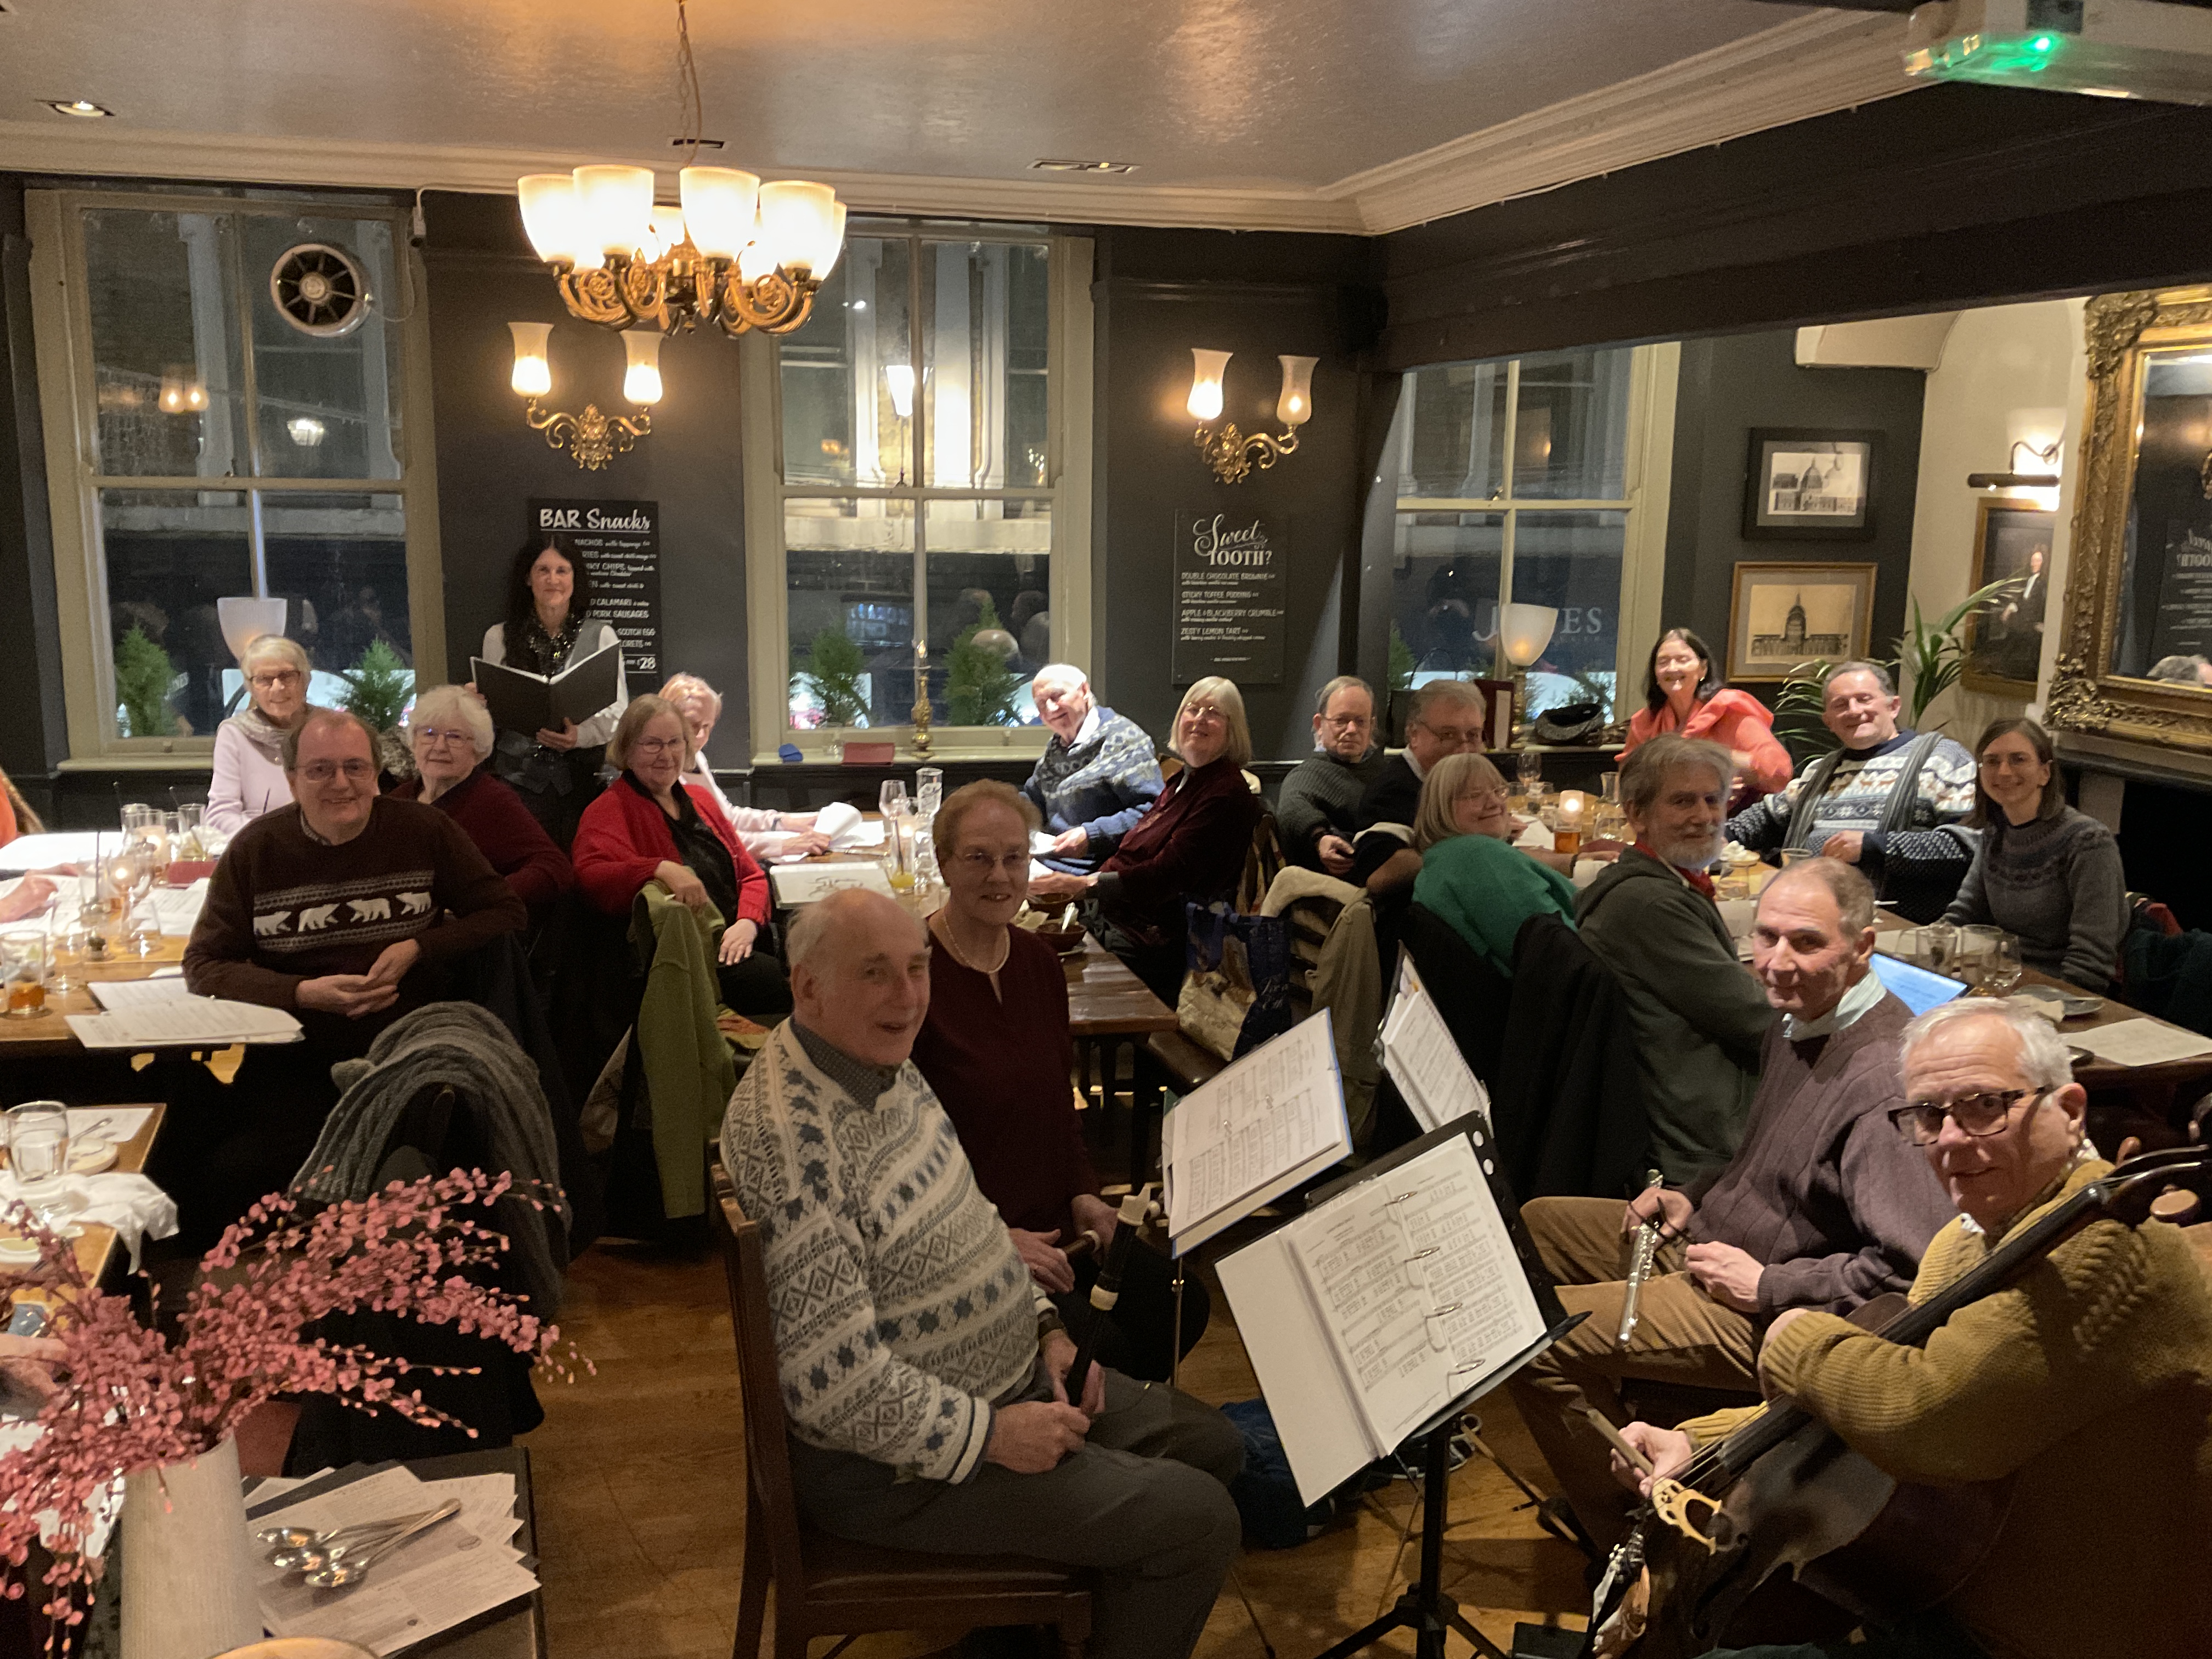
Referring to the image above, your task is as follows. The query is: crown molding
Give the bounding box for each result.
[0,12,1920,239]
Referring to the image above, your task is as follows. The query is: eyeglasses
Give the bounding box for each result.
[1319,714,1371,730]
[414,726,471,748]
[1413,723,1479,746]
[1888,1086,2045,1147]
[249,671,302,690]
[1183,704,1226,723]
[1460,786,1509,804]
[956,850,1028,874]
[298,759,373,783]
[630,737,685,757]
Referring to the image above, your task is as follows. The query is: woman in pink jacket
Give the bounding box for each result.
[1619,628,1792,800]
[206,634,315,837]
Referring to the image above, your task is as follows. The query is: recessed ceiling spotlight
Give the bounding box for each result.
[1030,159,1136,174]
[672,136,725,149]
[44,99,115,119]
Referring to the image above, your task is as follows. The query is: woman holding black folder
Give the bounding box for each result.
[475,538,629,848]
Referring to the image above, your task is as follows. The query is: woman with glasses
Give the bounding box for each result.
[911,781,1201,1378]
[207,632,315,837]
[387,685,573,909]
[1028,677,1262,1002]
[572,695,788,1017]
[1409,752,1579,975]
[1940,718,2126,993]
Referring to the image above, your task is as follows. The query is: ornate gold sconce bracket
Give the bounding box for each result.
[526,399,652,471]
[1194,422,1299,486]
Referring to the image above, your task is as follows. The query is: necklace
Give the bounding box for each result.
[933,915,1009,976]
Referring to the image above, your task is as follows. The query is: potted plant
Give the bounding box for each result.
[791,627,869,739]
[340,639,416,778]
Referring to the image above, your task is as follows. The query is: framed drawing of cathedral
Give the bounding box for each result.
[1725,561,1878,680]
[1742,428,1881,540]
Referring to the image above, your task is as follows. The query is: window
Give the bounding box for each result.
[1385,345,1677,724]
[29,190,434,761]
[746,225,1091,756]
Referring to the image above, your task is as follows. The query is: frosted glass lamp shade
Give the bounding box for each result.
[757,181,839,274]
[622,329,665,405]
[1188,349,1231,422]
[518,174,600,269]
[884,364,916,420]
[1500,602,1559,668]
[642,207,688,262]
[679,166,760,259]
[217,598,289,663]
[573,165,655,260]
[812,201,849,278]
[1276,355,1318,427]
[508,321,554,397]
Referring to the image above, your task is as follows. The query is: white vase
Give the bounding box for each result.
[120,1435,261,1659]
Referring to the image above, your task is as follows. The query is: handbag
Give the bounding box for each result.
[1176,901,1293,1062]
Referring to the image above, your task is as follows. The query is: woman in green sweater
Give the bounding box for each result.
[1410,752,1579,975]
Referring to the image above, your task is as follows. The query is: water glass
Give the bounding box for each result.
[1919,921,1957,975]
[46,889,88,996]
[6,1102,70,1227]
[0,933,46,1019]
[1599,771,1621,805]
[916,767,944,818]
[1957,925,2004,990]
[1983,932,2023,997]
[173,803,206,858]
[881,816,917,895]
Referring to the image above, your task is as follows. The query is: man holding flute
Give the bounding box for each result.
[1507,859,1953,1554]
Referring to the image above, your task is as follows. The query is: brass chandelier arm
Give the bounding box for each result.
[1194,422,1299,486]
[713,266,818,337]
[551,247,820,338]
[526,398,652,471]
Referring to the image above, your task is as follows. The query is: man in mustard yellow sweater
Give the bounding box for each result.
[1615,998,2212,1659]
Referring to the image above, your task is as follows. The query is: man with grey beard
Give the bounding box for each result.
[1576,735,1779,1184]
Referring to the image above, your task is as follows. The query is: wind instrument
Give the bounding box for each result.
[1616,1169,1667,1347]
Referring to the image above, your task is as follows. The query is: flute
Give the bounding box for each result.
[1616,1169,1667,1347]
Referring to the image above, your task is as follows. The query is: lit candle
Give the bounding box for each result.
[1558,790,1587,822]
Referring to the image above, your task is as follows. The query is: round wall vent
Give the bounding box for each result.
[268,242,370,337]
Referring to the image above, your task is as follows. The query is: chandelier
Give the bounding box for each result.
[514,1,848,339]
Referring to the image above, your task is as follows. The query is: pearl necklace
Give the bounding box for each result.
[934,917,1010,976]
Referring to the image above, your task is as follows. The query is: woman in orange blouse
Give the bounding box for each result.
[1620,628,1792,798]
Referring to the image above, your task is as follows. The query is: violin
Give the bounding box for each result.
[1585,1144,2211,1658]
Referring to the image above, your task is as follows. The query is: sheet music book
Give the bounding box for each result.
[1163,1011,1352,1253]
[66,998,303,1048]
[768,863,894,906]
[1380,958,1491,1136]
[1218,1121,1550,1504]
[469,642,620,735]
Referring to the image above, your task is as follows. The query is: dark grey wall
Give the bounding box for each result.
[0,176,67,792]
[420,192,752,768]
[1660,330,1926,707]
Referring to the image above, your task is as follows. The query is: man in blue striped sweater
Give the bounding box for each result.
[722,890,1242,1659]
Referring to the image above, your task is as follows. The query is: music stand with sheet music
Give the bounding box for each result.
[1220,1114,1579,1659]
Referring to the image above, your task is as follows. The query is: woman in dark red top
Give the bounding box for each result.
[571,694,788,1017]
[390,685,574,908]
[1030,675,1261,1002]
[913,780,1202,1378]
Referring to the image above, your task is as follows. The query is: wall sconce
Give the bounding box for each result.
[1500,602,1558,740]
[1189,349,1317,484]
[1967,438,2062,490]
[157,368,207,414]
[507,320,659,470]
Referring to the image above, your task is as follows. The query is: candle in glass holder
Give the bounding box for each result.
[1553,789,1588,857]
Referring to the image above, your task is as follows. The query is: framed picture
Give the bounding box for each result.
[1726,561,1878,681]
[1962,497,2057,696]
[1742,428,1881,540]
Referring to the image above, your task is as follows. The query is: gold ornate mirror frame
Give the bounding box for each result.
[2049,287,2212,755]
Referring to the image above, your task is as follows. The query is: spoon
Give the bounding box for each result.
[303,1500,461,1589]
[262,1506,451,1570]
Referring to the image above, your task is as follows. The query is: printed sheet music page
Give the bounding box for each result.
[1164,1012,1350,1250]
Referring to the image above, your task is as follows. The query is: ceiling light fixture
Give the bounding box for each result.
[1030,159,1136,174]
[517,0,844,340]
[44,99,114,119]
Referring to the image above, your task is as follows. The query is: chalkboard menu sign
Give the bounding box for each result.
[2148,527,2212,662]
[528,499,662,680]
[1172,509,1286,686]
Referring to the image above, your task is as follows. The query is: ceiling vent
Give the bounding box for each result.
[268,242,370,338]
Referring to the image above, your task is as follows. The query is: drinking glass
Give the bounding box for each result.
[173,802,206,859]
[1983,932,2023,997]
[1516,749,1543,791]
[0,933,46,1019]
[882,815,917,895]
[7,1102,70,1229]
[1599,771,1621,805]
[1957,925,2004,991]
[878,781,911,821]
[915,767,944,819]
[45,889,88,997]
[1920,921,1957,976]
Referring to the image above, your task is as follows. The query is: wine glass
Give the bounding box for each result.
[878,780,911,821]
[6,1102,72,1233]
[1516,749,1543,791]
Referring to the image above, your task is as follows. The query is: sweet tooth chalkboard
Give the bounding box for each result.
[529,498,663,680]
[1173,509,1286,686]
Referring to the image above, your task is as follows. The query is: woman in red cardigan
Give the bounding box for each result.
[1620,627,1793,802]
[1030,675,1261,1002]
[571,693,789,1017]
[390,685,574,908]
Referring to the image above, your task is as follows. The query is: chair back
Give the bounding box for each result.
[1237,812,1285,914]
[1278,893,1344,1024]
[709,1148,812,1596]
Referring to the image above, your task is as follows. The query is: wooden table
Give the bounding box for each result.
[0,936,187,1060]
[1063,934,1181,1185]
[1,1101,167,1299]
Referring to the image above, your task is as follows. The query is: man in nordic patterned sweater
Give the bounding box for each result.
[721,889,1242,1659]
[1725,661,1978,923]
[1022,664,1164,874]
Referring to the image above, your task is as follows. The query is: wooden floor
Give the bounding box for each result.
[528,1234,1592,1659]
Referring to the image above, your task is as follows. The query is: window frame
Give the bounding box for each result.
[740,224,1092,761]
[1392,342,1678,723]
[25,186,443,769]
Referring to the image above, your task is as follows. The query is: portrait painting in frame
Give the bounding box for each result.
[1963,496,2058,696]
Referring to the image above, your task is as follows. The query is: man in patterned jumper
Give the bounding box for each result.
[1022,664,1164,874]
[721,889,1242,1659]
[1725,661,1978,922]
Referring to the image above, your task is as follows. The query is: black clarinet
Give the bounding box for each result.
[1062,1187,1158,1402]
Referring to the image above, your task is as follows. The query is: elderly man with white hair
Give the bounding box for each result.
[1020,663,1164,873]
[721,889,1242,1659]
[388,684,573,909]
[1617,998,2212,1659]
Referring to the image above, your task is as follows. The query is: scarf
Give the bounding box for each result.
[232,702,295,763]
[1635,839,1716,900]
[503,609,584,676]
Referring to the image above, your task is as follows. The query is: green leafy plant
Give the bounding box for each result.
[340,639,415,732]
[114,626,176,738]
[1387,623,1416,693]
[793,627,869,728]
[945,596,1023,727]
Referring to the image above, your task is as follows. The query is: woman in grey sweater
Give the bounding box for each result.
[1943,718,2128,991]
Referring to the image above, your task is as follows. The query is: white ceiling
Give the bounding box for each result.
[0,1,1920,232]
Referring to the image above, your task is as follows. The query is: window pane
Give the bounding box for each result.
[1400,363,1505,501]
[262,493,411,695]
[1393,512,1503,682]
[785,498,916,729]
[84,210,247,479]
[240,214,405,480]
[1509,510,1626,719]
[780,238,912,488]
[924,499,1051,726]
[1511,347,1632,500]
[921,241,1049,490]
[98,488,252,738]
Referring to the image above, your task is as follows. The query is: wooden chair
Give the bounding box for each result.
[708,1152,1094,1659]
[1235,812,1286,915]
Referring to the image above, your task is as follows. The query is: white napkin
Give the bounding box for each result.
[1515,820,1554,851]
[815,801,864,844]
[0,1172,179,1271]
